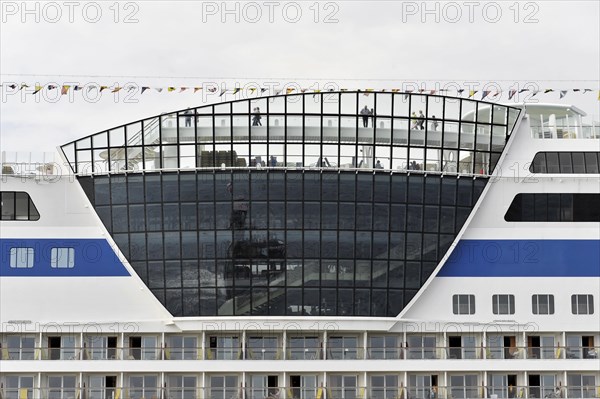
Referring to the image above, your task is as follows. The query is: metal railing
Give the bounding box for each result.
[1,345,598,361]
[3,386,600,399]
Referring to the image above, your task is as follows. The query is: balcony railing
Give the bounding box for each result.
[3,385,600,399]
[2,345,598,361]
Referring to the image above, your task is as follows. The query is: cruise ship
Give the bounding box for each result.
[1,91,599,399]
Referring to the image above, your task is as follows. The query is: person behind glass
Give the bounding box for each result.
[360,105,370,127]
[418,110,425,130]
[411,112,418,129]
[370,108,375,127]
[375,160,383,169]
[429,386,437,399]
[184,108,193,127]
[252,107,262,126]
[270,155,277,167]
[430,116,439,131]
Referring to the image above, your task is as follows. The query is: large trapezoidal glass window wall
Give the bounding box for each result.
[79,170,487,317]
[61,92,520,176]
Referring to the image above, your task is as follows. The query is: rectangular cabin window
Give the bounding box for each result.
[492,294,515,315]
[51,248,75,268]
[571,294,594,315]
[9,248,34,268]
[532,294,554,315]
[452,294,475,315]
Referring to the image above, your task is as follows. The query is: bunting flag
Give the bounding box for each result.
[4,82,600,101]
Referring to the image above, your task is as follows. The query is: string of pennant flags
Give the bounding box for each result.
[1,83,599,101]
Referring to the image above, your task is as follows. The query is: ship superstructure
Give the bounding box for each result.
[1,92,599,399]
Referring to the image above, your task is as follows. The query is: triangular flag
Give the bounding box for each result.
[249,88,256,94]
[127,86,136,92]
[260,88,268,93]
[155,88,163,93]
[430,90,436,95]
[544,89,554,94]
[47,85,57,90]
[391,89,400,93]
[141,87,150,94]
[233,88,241,95]
[301,89,308,93]
[573,89,580,92]
[481,91,490,100]
[73,85,82,91]
[518,88,529,93]
[559,90,567,99]
[168,87,176,92]
[274,89,282,95]
[20,84,29,90]
[508,90,517,100]
[219,89,227,97]
[86,86,95,93]
[583,89,592,93]
[111,87,122,93]
[598,91,600,101]
[8,84,17,89]
[194,87,202,93]
[286,88,295,94]
[531,91,540,97]
[180,87,188,92]
[33,85,43,95]
[61,85,71,95]
[468,90,477,98]
[457,89,465,95]
[99,86,108,92]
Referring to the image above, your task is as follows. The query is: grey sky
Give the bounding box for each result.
[1,0,598,152]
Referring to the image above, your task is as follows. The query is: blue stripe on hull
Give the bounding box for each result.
[439,240,600,277]
[0,239,130,277]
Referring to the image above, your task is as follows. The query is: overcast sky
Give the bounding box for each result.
[1,0,598,153]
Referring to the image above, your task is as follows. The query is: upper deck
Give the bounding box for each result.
[59,91,522,177]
